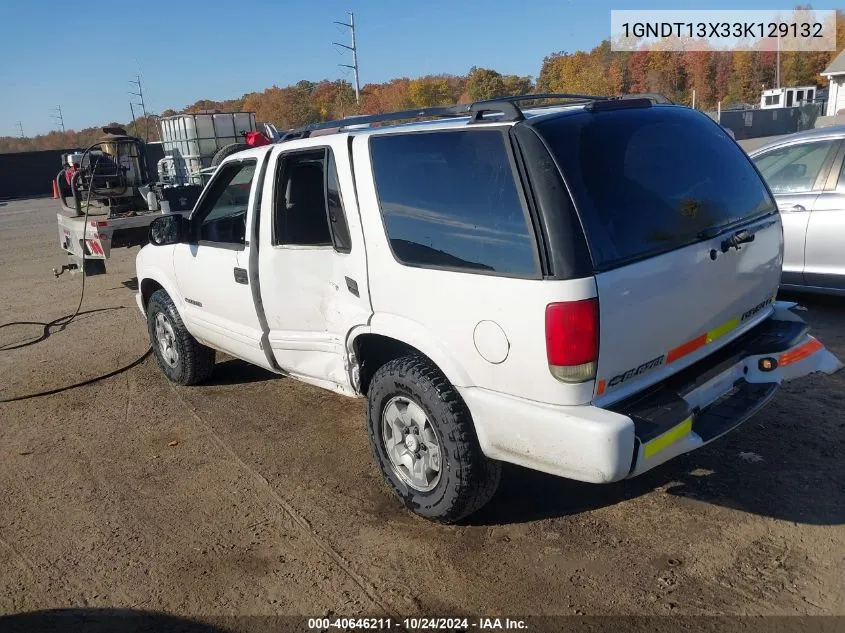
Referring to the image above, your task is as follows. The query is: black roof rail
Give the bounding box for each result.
[473,92,609,106]
[280,105,470,141]
[275,91,675,141]
[614,92,673,104]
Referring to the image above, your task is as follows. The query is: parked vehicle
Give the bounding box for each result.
[749,125,845,296]
[136,94,842,522]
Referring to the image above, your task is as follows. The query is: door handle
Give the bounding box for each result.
[233,267,248,285]
[780,204,806,213]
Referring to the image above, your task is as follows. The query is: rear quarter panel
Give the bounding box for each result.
[351,135,598,406]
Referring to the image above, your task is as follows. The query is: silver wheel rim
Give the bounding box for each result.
[381,396,442,492]
[154,312,179,368]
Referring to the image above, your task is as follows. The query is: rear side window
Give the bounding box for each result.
[272,148,352,252]
[534,107,777,270]
[369,130,537,276]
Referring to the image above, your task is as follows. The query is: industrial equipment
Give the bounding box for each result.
[54,113,272,276]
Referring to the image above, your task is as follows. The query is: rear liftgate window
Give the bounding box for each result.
[369,130,538,276]
[533,107,777,270]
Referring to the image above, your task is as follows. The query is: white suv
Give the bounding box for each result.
[136,94,842,522]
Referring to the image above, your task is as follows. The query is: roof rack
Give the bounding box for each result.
[277,92,673,141]
[279,105,468,141]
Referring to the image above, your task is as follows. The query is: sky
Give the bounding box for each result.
[0,0,815,137]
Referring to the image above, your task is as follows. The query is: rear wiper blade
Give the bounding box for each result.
[696,226,724,240]
[696,212,776,241]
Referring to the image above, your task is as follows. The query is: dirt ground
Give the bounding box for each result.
[1,197,845,624]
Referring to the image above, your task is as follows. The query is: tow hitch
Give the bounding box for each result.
[52,263,79,278]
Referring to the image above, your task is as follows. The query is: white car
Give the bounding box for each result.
[136,94,842,522]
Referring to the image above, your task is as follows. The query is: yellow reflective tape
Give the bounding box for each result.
[706,317,740,343]
[643,417,693,460]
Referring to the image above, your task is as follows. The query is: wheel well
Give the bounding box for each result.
[353,334,437,395]
[140,278,164,311]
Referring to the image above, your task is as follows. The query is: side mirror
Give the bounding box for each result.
[149,214,187,246]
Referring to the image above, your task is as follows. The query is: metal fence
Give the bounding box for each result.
[0,144,164,200]
[706,103,824,140]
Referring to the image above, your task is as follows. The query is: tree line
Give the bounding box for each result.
[2,8,842,154]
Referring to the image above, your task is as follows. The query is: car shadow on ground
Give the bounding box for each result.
[0,609,233,633]
[203,358,280,386]
[121,276,139,291]
[778,290,845,323]
[473,420,844,527]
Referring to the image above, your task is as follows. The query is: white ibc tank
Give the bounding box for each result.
[157,112,257,175]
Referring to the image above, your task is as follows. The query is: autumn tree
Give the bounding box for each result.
[466,67,506,100]
[727,51,760,104]
[408,76,452,107]
[712,52,733,104]
[627,50,651,93]
[360,78,414,114]
[683,48,714,108]
[311,80,357,120]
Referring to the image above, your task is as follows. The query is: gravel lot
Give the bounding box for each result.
[1,197,844,625]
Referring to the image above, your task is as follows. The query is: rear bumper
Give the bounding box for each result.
[462,303,842,484]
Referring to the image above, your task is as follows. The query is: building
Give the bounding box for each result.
[759,86,817,109]
[821,49,845,116]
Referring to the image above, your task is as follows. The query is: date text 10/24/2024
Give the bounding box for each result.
[307,617,528,630]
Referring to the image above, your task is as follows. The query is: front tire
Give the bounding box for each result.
[367,355,500,523]
[146,289,215,385]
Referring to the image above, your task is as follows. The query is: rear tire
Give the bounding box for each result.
[146,289,215,385]
[210,143,249,167]
[367,355,500,523]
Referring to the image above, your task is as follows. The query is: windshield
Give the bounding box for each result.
[532,106,777,270]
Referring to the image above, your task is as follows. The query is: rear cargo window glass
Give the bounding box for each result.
[534,107,777,270]
[369,130,537,276]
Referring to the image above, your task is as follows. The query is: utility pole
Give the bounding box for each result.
[129,74,149,140]
[129,102,138,137]
[52,105,66,132]
[333,11,360,105]
[16,121,24,138]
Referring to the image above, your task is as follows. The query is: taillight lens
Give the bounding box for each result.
[545,298,599,383]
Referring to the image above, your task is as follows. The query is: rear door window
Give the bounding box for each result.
[533,106,777,270]
[369,130,538,276]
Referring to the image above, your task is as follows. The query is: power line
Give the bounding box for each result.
[52,105,66,133]
[129,74,149,141]
[333,11,360,105]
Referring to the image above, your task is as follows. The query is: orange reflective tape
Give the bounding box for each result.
[779,337,823,366]
[596,379,606,396]
[667,333,708,364]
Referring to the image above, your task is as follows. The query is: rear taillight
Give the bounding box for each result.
[545,298,599,383]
